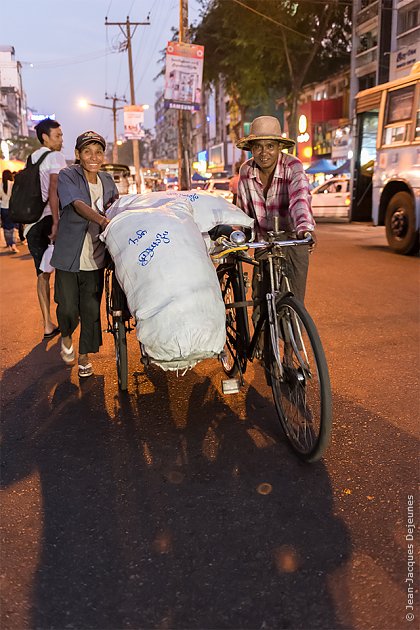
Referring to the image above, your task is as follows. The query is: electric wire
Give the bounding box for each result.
[28,49,117,69]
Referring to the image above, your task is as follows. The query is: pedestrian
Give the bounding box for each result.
[229,161,241,205]
[236,115,317,307]
[52,131,118,378]
[25,117,66,339]
[1,170,18,253]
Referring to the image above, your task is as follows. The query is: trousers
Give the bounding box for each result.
[252,242,309,335]
[54,268,105,354]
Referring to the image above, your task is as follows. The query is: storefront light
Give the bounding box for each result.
[297,116,310,143]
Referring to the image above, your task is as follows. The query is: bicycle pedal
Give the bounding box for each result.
[222,378,241,395]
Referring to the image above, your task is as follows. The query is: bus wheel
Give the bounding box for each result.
[385,192,419,255]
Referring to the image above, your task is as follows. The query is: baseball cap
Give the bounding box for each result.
[75,130,106,151]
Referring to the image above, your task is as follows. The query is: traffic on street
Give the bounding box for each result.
[2,0,420,628]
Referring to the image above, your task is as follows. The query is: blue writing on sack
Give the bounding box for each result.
[128,228,148,246]
[138,231,170,266]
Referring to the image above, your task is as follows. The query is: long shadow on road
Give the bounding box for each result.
[1,347,352,630]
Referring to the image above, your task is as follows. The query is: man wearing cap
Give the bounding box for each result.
[51,131,118,378]
[236,115,316,306]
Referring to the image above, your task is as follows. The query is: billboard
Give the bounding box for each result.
[164,41,204,111]
[124,105,145,140]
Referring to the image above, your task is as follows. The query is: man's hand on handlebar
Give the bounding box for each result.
[297,230,317,253]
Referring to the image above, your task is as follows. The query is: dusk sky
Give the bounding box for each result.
[1,0,202,158]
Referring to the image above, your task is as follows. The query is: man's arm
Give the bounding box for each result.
[48,173,59,241]
[287,159,317,251]
[73,200,109,229]
[236,177,250,214]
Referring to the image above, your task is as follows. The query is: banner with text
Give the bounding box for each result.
[164,41,204,111]
[124,105,145,140]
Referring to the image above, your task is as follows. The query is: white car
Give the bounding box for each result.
[203,178,233,203]
[310,177,350,220]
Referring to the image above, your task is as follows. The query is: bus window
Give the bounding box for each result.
[382,85,415,145]
[383,125,408,144]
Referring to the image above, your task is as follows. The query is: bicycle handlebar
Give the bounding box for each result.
[246,234,313,249]
[211,231,313,259]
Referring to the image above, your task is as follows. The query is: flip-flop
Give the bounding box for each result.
[43,327,60,340]
[78,363,93,378]
[61,341,75,365]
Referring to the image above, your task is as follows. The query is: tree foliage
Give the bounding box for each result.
[8,136,40,161]
[192,0,351,138]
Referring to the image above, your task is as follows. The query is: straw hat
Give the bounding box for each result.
[236,116,295,151]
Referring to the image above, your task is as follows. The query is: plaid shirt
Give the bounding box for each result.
[237,152,315,237]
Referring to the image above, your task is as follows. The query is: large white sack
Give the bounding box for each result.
[101,199,226,370]
[106,190,254,232]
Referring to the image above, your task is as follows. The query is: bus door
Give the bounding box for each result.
[351,110,378,221]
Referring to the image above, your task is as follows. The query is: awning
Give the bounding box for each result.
[191,171,210,182]
[332,159,351,175]
[305,158,336,174]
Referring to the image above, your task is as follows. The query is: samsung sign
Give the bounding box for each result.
[29,113,56,121]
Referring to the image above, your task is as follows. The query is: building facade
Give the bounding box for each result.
[154,89,178,161]
[350,0,419,107]
[0,46,28,143]
[389,0,419,80]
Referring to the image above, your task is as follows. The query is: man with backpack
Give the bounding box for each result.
[24,118,67,339]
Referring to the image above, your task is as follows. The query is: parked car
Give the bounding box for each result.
[190,181,207,191]
[203,178,233,202]
[310,177,350,220]
[100,163,131,195]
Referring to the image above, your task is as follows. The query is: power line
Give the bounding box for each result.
[26,48,118,69]
[231,0,327,44]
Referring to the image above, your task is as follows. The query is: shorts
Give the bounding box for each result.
[26,215,53,276]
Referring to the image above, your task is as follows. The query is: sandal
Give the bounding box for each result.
[78,363,93,378]
[44,326,60,340]
[60,340,75,365]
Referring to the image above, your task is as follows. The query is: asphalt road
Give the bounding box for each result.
[1,223,419,630]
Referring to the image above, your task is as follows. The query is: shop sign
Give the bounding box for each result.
[124,105,145,140]
[164,41,204,111]
[390,45,418,79]
[208,143,224,170]
[331,125,351,160]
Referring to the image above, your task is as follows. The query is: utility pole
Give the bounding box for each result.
[178,0,191,190]
[105,93,127,163]
[105,15,150,192]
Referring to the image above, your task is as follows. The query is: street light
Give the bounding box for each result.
[78,95,127,163]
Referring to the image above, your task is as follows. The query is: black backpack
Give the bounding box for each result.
[9,150,52,223]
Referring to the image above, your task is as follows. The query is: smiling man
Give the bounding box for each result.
[51,131,118,378]
[236,116,316,306]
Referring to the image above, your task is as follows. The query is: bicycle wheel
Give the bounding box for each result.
[268,295,332,462]
[113,318,128,391]
[217,265,248,377]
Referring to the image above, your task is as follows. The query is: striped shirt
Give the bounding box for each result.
[237,152,315,237]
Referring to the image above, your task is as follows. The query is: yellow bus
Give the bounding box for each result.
[352,64,420,254]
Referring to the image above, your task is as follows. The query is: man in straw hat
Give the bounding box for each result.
[236,115,316,307]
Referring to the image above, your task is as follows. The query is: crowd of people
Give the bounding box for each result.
[1,114,316,379]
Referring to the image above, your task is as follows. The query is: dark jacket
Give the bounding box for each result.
[51,165,118,272]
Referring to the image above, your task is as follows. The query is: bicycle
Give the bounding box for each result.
[212,223,332,462]
[104,263,133,391]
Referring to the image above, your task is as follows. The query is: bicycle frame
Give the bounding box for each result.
[217,232,313,378]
